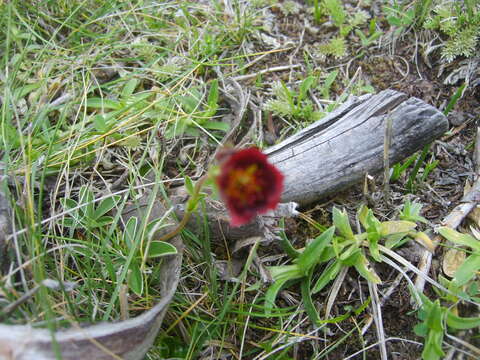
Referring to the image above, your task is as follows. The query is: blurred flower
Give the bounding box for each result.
[216,147,284,227]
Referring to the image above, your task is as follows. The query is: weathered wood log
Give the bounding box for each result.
[175,89,448,240]
[265,89,448,205]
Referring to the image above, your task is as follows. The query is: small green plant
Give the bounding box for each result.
[412,225,480,360]
[279,0,301,16]
[120,216,177,296]
[384,1,416,33]
[311,0,370,58]
[86,78,152,141]
[402,83,464,193]
[438,227,480,287]
[423,1,480,62]
[399,199,429,224]
[355,19,384,47]
[264,202,431,324]
[158,79,227,139]
[390,154,418,182]
[414,294,480,360]
[264,76,322,125]
[87,78,227,140]
[317,36,347,58]
[61,186,121,234]
[385,0,479,62]
[62,186,177,296]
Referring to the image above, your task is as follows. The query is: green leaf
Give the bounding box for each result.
[184,175,195,196]
[207,79,219,108]
[415,296,446,360]
[324,0,345,26]
[61,217,76,228]
[14,82,43,100]
[446,309,480,329]
[280,81,295,108]
[86,98,121,110]
[202,121,229,132]
[391,154,417,182]
[186,194,203,213]
[179,88,201,113]
[353,253,381,284]
[121,78,139,98]
[444,83,466,115]
[355,29,368,45]
[62,198,78,210]
[339,243,360,262]
[438,227,480,252]
[353,296,371,315]
[92,114,109,133]
[367,232,381,262]
[78,186,95,218]
[452,253,480,286]
[384,232,410,249]
[386,15,403,27]
[312,260,342,294]
[423,330,445,360]
[414,322,428,336]
[357,205,369,229]
[318,310,352,324]
[319,244,337,262]
[296,227,335,273]
[165,117,189,138]
[268,264,303,282]
[379,221,416,236]
[92,216,113,228]
[119,135,141,148]
[94,196,120,219]
[399,199,428,223]
[128,263,143,296]
[124,216,138,249]
[298,75,316,102]
[279,220,301,259]
[147,241,178,258]
[264,278,290,315]
[332,207,354,239]
[425,299,444,332]
[130,92,153,103]
[322,70,338,98]
[365,210,382,233]
[301,274,321,326]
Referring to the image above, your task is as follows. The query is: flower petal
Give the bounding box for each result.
[216,147,284,227]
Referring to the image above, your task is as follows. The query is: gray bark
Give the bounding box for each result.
[265,89,448,205]
[175,90,448,241]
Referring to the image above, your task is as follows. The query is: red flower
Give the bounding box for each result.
[216,147,284,227]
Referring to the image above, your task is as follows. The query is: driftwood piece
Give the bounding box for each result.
[0,199,182,360]
[175,90,448,241]
[265,89,448,205]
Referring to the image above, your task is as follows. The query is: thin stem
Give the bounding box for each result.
[157,175,208,242]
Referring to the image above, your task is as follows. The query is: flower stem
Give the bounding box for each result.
[157,175,208,242]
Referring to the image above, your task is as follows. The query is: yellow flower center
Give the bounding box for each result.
[225,164,262,205]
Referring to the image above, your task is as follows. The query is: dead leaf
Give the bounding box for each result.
[414,232,436,253]
[443,248,466,278]
[467,206,480,227]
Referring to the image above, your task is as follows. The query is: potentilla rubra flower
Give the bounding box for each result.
[216,147,284,227]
